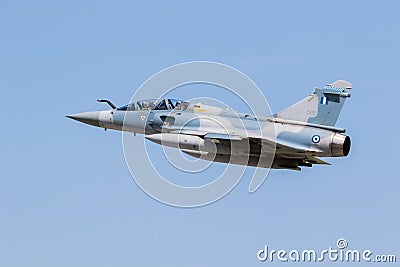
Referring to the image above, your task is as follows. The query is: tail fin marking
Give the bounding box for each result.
[275,80,352,127]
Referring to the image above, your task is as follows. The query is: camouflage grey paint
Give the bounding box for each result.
[66,80,352,170]
[276,80,351,127]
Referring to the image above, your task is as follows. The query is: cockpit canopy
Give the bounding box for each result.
[117,98,189,111]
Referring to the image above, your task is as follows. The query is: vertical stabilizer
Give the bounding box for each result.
[275,80,352,126]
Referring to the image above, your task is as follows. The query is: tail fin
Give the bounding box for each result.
[275,80,352,126]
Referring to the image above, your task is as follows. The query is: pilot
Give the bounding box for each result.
[127,103,135,111]
[149,101,155,109]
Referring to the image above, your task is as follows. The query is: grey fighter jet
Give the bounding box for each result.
[67,80,352,170]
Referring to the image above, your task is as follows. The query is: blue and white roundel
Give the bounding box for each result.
[312,134,321,144]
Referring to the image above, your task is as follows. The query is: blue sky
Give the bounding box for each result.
[1,1,399,266]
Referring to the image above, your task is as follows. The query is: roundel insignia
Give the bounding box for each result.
[312,134,321,144]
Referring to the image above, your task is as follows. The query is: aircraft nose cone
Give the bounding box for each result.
[66,111,100,127]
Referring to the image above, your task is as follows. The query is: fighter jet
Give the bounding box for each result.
[66,80,352,170]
